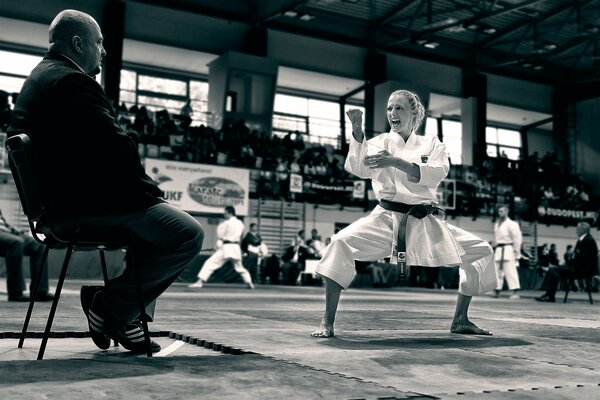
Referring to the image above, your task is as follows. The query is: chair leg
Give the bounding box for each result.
[37,243,73,360]
[563,278,571,303]
[18,246,50,348]
[129,249,152,357]
[98,249,119,347]
[99,249,110,284]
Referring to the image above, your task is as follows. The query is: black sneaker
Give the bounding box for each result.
[105,319,161,354]
[80,286,111,350]
[35,292,55,302]
[535,294,556,303]
[8,294,30,302]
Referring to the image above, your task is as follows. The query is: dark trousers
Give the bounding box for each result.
[243,253,259,282]
[544,266,575,299]
[0,231,48,296]
[61,203,203,323]
[282,261,303,285]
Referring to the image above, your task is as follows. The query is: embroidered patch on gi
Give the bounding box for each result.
[421,155,428,163]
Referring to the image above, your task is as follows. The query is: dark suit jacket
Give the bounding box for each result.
[281,244,310,265]
[8,51,163,218]
[573,233,599,278]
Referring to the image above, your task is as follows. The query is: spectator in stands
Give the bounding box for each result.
[311,90,496,338]
[281,237,311,285]
[548,243,560,267]
[260,253,281,285]
[241,223,263,283]
[519,243,533,269]
[8,9,203,353]
[563,244,579,292]
[309,228,326,258]
[0,208,54,302]
[536,221,598,302]
[189,206,254,289]
[0,90,11,130]
[493,205,522,299]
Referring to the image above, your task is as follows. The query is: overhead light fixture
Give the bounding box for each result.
[532,40,557,54]
[415,38,439,49]
[463,22,496,35]
[424,40,439,49]
[542,41,557,51]
[518,60,543,70]
[482,26,497,35]
[283,9,314,21]
[299,13,315,21]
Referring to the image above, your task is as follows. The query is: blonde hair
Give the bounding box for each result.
[389,90,426,134]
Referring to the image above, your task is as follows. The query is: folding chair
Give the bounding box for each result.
[6,133,152,359]
[563,276,594,304]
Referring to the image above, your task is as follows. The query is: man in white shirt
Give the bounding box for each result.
[189,206,254,289]
[493,205,522,299]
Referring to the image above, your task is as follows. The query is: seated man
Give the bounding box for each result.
[536,221,598,302]
[281,239,311,285]
[8,9,204,353]
[0,209,53,302]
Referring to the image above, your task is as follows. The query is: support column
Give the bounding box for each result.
[101,0,126,107]
[208,52,278,132]
[552,88,570,174]
[364,51,386,139]
[461,68,487,167]
[243,25,268,57]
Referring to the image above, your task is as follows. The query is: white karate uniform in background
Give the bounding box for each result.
[198,215,253,284]
[494,217,522,290]
[315,131,496,296]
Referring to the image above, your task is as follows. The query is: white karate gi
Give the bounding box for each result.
[315,132,496,296]
[198,216,253,284]
[493,217,522,290]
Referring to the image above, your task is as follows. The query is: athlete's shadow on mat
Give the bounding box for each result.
[320,336,530,350]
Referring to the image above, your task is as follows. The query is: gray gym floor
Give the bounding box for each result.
[1,280,599,399]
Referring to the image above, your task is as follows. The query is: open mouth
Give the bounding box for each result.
[391,119,401,128]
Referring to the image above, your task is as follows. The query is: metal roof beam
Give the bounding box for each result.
[372,0,420,28]
[478,0,594,49]
[379,0,549,48]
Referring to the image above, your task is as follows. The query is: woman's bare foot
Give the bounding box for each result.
[450,319,492,335]
[310,321,334,338]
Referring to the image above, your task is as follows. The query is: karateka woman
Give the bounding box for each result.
[311,90,497,338]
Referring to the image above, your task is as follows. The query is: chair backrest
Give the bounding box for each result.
[6,133,45,222]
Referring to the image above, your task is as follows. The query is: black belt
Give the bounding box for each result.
[379,199,445,280]
[222,240,237,244]
[495,243,513,270]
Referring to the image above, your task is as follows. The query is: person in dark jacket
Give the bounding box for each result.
[0,209,53,302]
[8,9,203,353]
[536,221,598,302]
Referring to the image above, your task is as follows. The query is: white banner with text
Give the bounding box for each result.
[144,159,249,215]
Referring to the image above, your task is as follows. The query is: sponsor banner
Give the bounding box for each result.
[145,159,249,215]
[299,177,366,204]
[537,206,598,222]
[289,173,303,193]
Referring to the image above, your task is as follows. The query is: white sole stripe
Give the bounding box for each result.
[155,341,185,357]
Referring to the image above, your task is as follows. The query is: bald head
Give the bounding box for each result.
[576,221,591,237]
[48,9,106,76]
